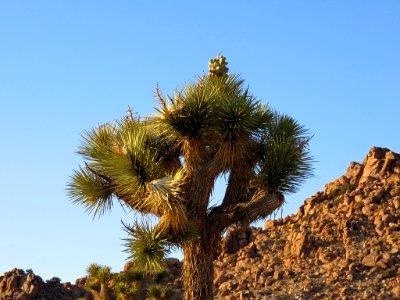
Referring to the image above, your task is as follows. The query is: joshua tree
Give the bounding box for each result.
[85,263,113,300]
[68,55,313,299]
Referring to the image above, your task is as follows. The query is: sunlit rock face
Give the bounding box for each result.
[0,268,89,300]
[215,147,400,299]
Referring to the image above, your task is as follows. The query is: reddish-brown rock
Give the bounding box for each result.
[0,269,89,300]
[214,147,400,299]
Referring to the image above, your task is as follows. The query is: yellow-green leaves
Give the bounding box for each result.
[123,222,171,275]
[254,113,313,194]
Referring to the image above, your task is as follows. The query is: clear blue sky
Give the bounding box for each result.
[1,1,399,283]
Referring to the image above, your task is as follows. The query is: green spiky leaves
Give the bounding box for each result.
[151,73,274,172]
[68,118,167,216]
[114,269,142,299]
[123,221,172,274]
[68,166,114,217]
[114,281,139,299]
[152,82,216,152]
[254,113,313,194]
[84,263,113,297]
[147,284,175,300]
[86,263,112,284]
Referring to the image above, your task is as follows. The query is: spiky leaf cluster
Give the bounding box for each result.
[68,117,178,217]
[152,73,273,171]
[147,284,175,300]
[123,222,172,274]
[254,113,313,194]
[85,263,113,295]
[114,270,141,300]
[114,281,138,300]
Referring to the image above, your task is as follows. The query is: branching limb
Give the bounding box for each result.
[207,189,284,235]
[226,190,284,223]
[220,160,254,208]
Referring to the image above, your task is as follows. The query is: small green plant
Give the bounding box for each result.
[163,287,175,299]
[115,268,145,284]
[332,196,343,206]
[113,268,145,300]
[276,238,286,246]
[114,281,138,300]
[147,284,175,300]
[274,231,283,239]
[153,269,170,284]
[227,253,238,263]
[147,285,162,299]
[46,277,61,284]
[382,267,396,279]
[330,183,355,198]
[292,223,301,230]
[355,201,364,208]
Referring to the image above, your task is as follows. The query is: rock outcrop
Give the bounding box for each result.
[215,147,400,299]
[0,269,43,300]
[0,269,89,300]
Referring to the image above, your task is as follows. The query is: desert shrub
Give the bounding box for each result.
[147,284,175,300]
[114,281,139,299]
[330,183,355,198]
[292,223,301,230]
[227,253,238,263]
[163,287,175,299]
[382,267,396,279]
[46,277,61,284]
[147,284,162,299]
[153,269,170,284]
[276,238,286,246]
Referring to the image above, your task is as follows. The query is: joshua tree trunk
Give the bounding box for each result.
[182,234,217,300]
[99,284,111,300]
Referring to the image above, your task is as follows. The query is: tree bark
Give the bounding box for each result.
[182,236,216,300]
[99,284,111,300]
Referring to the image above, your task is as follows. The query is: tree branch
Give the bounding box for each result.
[207,190,284,235]
[220,160,253,208]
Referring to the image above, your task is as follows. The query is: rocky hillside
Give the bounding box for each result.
[0,259,182,300]
[2,147,400,300]
[215,147,400,299]
[0,268,90,299]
